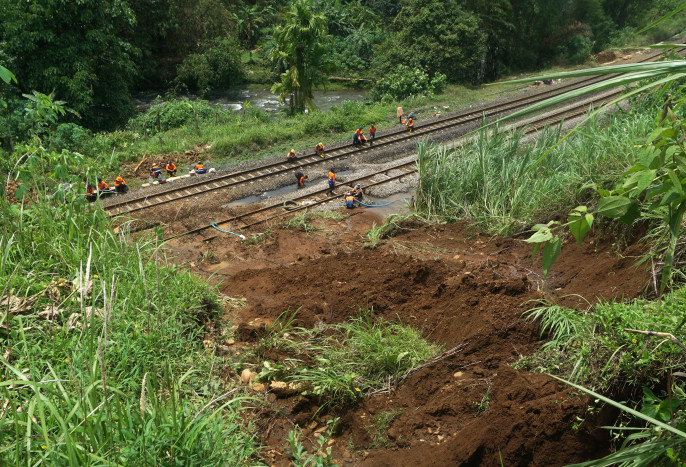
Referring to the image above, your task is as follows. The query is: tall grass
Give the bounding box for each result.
[0,188,260,463]
[415,108,657,235]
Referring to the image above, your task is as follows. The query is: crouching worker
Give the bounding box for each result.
[352,183,363,201]
[406,116,414,132]
[295,171,308,188]
[114,176,129,194]
[194,162,206,175]
[85,183,97,202]
[151,164,165,183]
[315,142,325,158]
[345,192,356,209]
[166,160,177,177]
[97,178,109,192]
[287,149,297,162]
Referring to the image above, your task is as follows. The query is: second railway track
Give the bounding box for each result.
[103,46,685,218]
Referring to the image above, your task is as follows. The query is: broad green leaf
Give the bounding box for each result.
[635,169,656,195]
[525,228,553,244]
[0,65,15,84]
[571,205,588,213]
[531,242,542,263]
[568,212,592,246]
[596,196,633,218]
[542,237,562,278]
[618,200,640,225]
[659,188,683,206]
[645,183,670,201]
[15,184,30,199]
[667,170,684,196]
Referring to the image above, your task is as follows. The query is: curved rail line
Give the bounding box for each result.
[163,88,623,241]
[104,47,684,217]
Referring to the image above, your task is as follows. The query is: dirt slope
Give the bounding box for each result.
[167,210,648,466]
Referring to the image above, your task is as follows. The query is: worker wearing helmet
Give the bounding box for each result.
[345,192,356,209]
[352,183,363,201]
[166,160,177,177]
[406,117,414,133]
[114,176,129,194]
[287,149,297,162]
[195,162,206,175]
[369,124,376,146]
[315,142,325,158]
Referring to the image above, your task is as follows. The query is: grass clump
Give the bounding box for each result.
[364,214,419,249]
[414,106,658,236]
[0,157,261,463]
[367,409,403,448]
[256,309,442,409]
[516,291,686,392]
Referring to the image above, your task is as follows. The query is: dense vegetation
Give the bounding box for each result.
[1,0,683,135]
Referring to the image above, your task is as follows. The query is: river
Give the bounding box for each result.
[133,87,368,113]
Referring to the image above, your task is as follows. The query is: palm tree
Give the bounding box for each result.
[270,0,333,113]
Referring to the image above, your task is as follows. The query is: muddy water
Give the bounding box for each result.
[133,87,368,113]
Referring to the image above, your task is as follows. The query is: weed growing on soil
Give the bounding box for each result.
[364,214,417,249]
[517,293,686,391]
[316,210,349,222]
[255,309,442,409]
[367,409,403,448]
[284,211,319,232]
[473,382,493,415]
[415,107,656,236]
[288,418,339,466]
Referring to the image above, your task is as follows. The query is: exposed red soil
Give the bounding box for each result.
[167,209,649,466]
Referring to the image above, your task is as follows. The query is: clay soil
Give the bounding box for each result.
[164,206,649,466]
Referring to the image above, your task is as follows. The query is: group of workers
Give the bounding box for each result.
[352,124,376,147]
[294,167,364,208]
[85,159,210,201]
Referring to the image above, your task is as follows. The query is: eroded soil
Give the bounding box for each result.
[166,207,648,466]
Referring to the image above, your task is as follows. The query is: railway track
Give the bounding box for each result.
[103,46,684,218]
[167,88,624,241]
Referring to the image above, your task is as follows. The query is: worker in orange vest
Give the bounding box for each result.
[114,176,129,194]
[295,171,307,188]
[328,168,336,195]
[97,178,109,192]
[406,117,414,133]
[286,149,297,162]
[166,160,177,177]
[85,183,96,202]
[345,192,356,209]
[369,124,376,146]
[194,162,206,175]
[315,142,325,158]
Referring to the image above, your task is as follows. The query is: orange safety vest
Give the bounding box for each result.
[369,125,376,134]
[299,175,305,186]
[166,163,176,171]
[114,177,125,187]
[328,171,335,183]
[288,151,296,158]
[346,195,355,202]
[355,129,363,136]
[195,163,203,170]
[98,180,109,190]
[407,118,414,127]
[86,185,95,195]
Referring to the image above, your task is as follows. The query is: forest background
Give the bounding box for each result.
[0,0,683,138]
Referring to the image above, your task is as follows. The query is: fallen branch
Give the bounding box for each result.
[625,328,686,354]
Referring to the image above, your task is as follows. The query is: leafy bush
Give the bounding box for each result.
[371,65,446,102]
[47,123,92,152]
[176,39,244,92]
[127,98,218,136]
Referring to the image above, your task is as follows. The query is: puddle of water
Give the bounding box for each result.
[357,190,415,219]
[224,183,299,208]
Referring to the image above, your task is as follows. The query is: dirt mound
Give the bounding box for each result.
[171,214,648,465]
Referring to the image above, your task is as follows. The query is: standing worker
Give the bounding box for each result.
[369,123,376,146]
[114,176,129,194]
[328,168,336,195]
[406,116,414,133]
[295,171,307,188]
[287,149,297,162]
[315,142,325,158]
[166,160,177,177]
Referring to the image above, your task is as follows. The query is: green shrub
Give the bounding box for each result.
[371,65,446,101]
[176,39,244,92]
